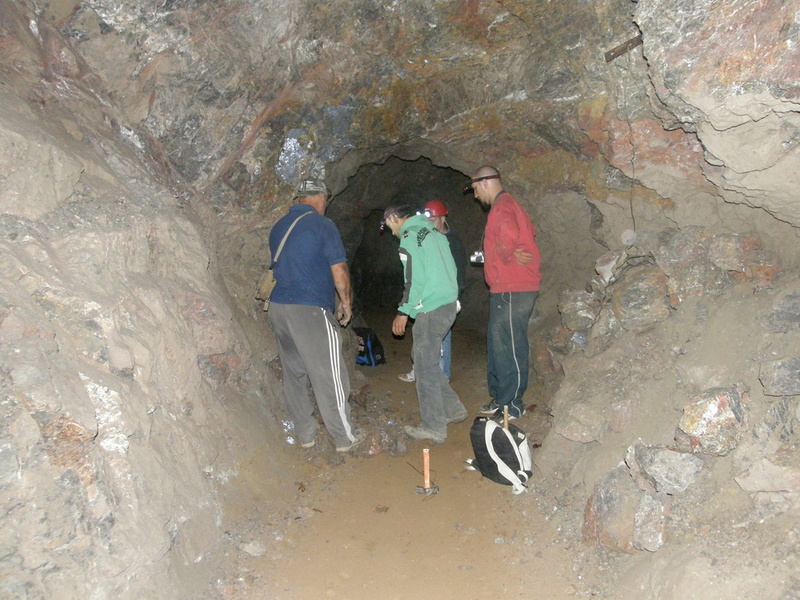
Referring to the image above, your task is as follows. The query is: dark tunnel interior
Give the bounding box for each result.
[326,157,490,330]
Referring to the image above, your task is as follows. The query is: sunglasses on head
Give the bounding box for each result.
[463,174,499,193]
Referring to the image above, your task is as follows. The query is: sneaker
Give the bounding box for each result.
[300,439,316,449]
[336,429,367,453]
[398,371,415,383]
[491,406,525,422]
[446,408,469,424]
[403,425,446,443]
[478,400,499,415]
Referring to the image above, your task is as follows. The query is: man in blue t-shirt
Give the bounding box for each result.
[268,179,363,453]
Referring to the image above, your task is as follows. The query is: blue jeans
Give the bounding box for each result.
[413,302,465,434]
[487,291,539,415]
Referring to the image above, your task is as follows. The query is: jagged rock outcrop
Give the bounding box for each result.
[634,0,800,225]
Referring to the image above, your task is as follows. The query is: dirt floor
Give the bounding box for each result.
[200,278,800,600]
[207,310,587,599]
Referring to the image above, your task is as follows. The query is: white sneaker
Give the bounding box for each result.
[398,371,415,383]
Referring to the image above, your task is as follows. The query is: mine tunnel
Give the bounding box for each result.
[1,0,799,599]
[328,156,489,326]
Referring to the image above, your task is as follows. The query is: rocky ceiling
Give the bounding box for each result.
[4,0,799,231]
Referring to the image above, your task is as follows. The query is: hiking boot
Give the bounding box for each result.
[478,400,499,415]
[447,408,469,424]
[403,425,446,443]
[491,406,525,422]
[336,429,367,453]
[398,371,415,383]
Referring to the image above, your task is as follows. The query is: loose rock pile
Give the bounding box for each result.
[530,226,799,598]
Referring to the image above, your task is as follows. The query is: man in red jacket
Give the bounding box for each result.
[467,166,541,421]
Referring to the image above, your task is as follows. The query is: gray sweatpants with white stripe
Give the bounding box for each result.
[269,303,355,448]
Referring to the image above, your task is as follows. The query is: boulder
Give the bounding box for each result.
[676,384,750,456]
[610,265,671,333]
[583,463,639,553]
[583,462,670,553]
[558,289,600,332]
[626,442,705,495]
[759,358,800,397]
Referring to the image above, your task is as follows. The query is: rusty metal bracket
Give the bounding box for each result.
[604,34,643,63]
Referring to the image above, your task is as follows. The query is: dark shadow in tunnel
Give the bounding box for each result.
[351,208,404,310]
[326,156,489,332]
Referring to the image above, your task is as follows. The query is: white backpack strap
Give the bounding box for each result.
[484,421,527,494]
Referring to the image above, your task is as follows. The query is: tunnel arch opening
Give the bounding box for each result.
[326,155,490,332]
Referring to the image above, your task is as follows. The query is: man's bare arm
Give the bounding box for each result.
[331,261,353,326]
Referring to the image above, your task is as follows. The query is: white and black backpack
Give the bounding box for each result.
[465,416,533,494]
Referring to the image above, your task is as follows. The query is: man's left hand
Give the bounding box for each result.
[514,248,535,265]
[336,303,352,327]
[392,314,408,337]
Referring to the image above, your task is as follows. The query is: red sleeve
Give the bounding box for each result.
[493,201,521,264]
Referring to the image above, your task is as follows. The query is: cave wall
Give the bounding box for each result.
[634,0,800,226]
[1,0,799,597]
[1,3,292,597]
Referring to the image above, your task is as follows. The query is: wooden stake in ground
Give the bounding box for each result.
[415,448,439,495]
[422,448,431,489]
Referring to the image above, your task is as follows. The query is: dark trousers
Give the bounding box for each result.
[413,302,465,434]
[487,291,539,414]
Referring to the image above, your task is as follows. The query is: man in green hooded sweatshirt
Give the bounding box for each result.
[382,205,468,443]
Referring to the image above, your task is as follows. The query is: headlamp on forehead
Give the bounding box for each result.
[380,207,400,231]
[463,174,500,193]
[423,200,447,217]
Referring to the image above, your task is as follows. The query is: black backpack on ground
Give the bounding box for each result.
[353,327,386,366]
[466,416,533,494]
